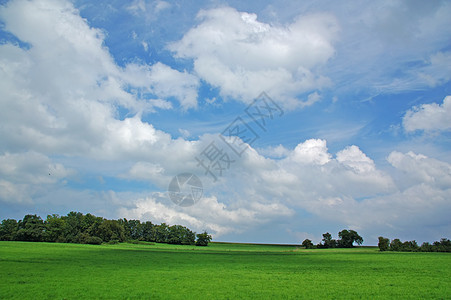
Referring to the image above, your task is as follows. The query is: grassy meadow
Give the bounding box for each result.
[0,241,450,299]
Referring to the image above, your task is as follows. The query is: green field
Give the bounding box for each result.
[1,241,450,299]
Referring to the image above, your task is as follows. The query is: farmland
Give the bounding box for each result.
[1,241,450,299]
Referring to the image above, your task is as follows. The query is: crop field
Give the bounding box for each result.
[1,241,450,299]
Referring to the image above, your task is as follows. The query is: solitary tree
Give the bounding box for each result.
[338,229,363,248]
[302,239,314,249]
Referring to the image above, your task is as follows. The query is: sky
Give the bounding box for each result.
[0,0,450,245]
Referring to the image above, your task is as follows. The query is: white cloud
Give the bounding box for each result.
[0,0,201,156]
[388,151,451,188]
[122,62,199,110]
[0,151,73,203]
[336,145,375,174]
[0,0,202,207]
[403,96,451,132]
[257,144,290,158]
[119,194,294,237]
[289,139,331,165]
[169,6,338,108]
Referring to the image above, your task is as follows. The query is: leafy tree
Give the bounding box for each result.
[141,221,155,242]
[436,238,451,252]
[401,240,419,252]
[381,237,450,252]
[378,236,390,251]
[181,227,196,245]
[0,212,210,248]
[301,239,314,249]
[0,219,18,241]
[43,214,65,242]
[167,225,195,245]
[390,239,403,251]
[98,220,125,242]
[62,212,85,243]
[322,232,332,244]
[15,214,45,242]
[338,229,363,248]
[125,219,143,241]
[317,232,337,248]
[155,223,169,243]
[85,215,104,238]
[168,225,183,244]
[420,242,433,252]
[82,213,99,232]
[196,231,212,246]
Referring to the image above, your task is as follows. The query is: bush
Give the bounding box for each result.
[108,239,120,245]
[86,236,103,245]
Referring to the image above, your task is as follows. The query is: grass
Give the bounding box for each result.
[0,241,450,299]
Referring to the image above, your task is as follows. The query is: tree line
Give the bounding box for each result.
[0,212,212,246]
[378,236,451,252]
[301,229,364,249]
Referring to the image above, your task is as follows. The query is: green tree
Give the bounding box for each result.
[390,238,402,251]
[439,238,451,252]
[43,214,65,242]
[155,223,169,243]
[301,239,314,249]
[196,231,212,246]
[120,219,143,241]
[338,229,363,248]
[62,212,85,243]
[378,236,390,251]
[168,225,183,244]
[15,214,45,242]
[319,232,337,248]
[98,219,125,242]
[420,242,433,252]
[401,240,419,252]
[141,221,155,242]
[181,227,196,245]
[0,219,18,241]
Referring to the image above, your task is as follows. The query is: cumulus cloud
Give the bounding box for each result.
[0,0,199,128]
[119,194,295,237]
[0,0,201,205]
[336,145,375,174]
[388,151,451,188]
[289,139,331,165]
[169,6,338,108]
[122,62,199,110]
[0,0,201,156]
[403,96,451,132]
[117,138,451,243]
[0,152,73,203]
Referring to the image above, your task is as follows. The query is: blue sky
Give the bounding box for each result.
[0,0,450,245]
